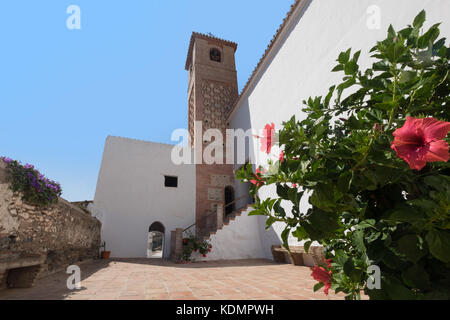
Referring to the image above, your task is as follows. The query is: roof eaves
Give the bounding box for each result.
[185,32,238,70]
[226,0,306,120]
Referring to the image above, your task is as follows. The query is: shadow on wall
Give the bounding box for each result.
[231,94,283,260]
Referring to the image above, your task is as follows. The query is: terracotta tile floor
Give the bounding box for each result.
[0,259,346,300]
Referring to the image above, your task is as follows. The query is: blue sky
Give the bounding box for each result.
[0,1,294,201]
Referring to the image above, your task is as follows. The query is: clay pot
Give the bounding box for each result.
[101,251,111,259]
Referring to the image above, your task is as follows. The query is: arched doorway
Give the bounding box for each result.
[224,186,235,215]
[147,222,165,258]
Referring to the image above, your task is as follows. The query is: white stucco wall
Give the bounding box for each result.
[229,0,450,256]
[91,136,195,258]
[192,207,269,261]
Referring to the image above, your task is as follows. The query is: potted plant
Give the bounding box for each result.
[100,241,110,259]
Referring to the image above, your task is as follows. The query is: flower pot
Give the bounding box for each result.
[101,251,111,259]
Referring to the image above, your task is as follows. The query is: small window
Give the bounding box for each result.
[164,176,178,188]
[210,48,221,62]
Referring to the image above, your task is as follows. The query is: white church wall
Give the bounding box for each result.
[230,0,450,257]
[192,207,268,261]
[91,136,195,258]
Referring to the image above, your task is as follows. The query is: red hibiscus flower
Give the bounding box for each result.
[292,183,297,188]
[279,150,285,162]
[202,254,206,257]
[183,239,187,244]
[254,123,275,154]
[310,265,332,295]
[391,117,450,170]
[250,168,266,187]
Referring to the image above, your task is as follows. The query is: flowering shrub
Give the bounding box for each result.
[237,11,450,300]
[1,157,62,208]
[311,259,332,295]
[182,236,212,261]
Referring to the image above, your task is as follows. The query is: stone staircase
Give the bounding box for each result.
[201,204,249,239]
[190,204,267,261]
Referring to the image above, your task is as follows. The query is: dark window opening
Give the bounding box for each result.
[149,221,165,233]
[210,48,221,62]
[164,176,178,188]
[225,186,235,215]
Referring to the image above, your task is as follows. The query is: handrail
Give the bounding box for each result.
[183,193,252,234]
[224,194,251,209]
[183,209,217,232]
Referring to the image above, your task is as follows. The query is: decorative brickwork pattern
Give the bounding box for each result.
[201,80,236,131]
[211,175,233,187]
[188,90,195,146]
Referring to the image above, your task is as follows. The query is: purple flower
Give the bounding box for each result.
[24,164,34,170]
[3,157,12,164]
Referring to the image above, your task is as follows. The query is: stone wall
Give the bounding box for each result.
[0,161,101,288]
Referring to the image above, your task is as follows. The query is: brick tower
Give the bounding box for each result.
[185,32,238,233]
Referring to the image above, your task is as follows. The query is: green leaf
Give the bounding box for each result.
[397,234,425,263]
[337,171,353,193]
[276,184,289,200]
[281,228,291,251]
[372,61,390,71]
[383,276,415,300]
[402,264,430,290]
[344,60,358,75]
[398,70,416,84]
[418,23,440,48]
[292,227,307,241]
[387,207,426,223]
[374,100,399,111]
[273,199,286,217]
[332,64,344,72]
[304,240,312,254]
[338,48,351,64]
[413,10,426,29]
[426,229,450,263]
[353,228,367,257]
[313,282,325,292]
[265,216,277,229]
[358,219,376,229]
[387,24,396,39]
[309,183,335,211]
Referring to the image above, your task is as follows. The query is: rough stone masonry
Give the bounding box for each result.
[0,161,101,289]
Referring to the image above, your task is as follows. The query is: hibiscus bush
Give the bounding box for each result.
[237,11,450,300]
[182,236,212,261]
[1,157,62,208]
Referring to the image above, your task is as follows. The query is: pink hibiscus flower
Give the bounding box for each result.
[391,116,450,170]
[254,123,275,154]
[279,150,285,162]
[310,265,332,295]
[250,168,265,187]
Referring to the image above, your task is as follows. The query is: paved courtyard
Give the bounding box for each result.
[0,259,346,300]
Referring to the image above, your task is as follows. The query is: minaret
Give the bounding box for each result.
[185,32,239,232]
